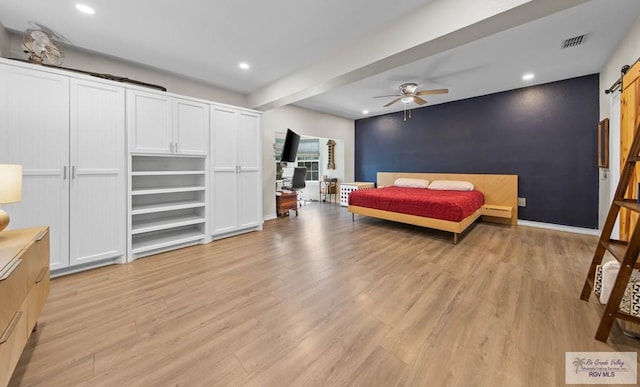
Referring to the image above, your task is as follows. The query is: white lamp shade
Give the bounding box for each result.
[0,164,22,204]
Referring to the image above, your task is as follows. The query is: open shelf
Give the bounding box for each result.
[129,154,208,261]
[600,239,628,262]
[132,200,205,215]
[131,186,205,196]
[616,199,640,213]
[131,155,206,172]
[600,239,640,269]
[132,171,205,176]
[131,213,205,234]
[131,227,205,254]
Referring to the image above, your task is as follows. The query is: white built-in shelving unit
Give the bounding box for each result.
[1,57,263,273]
[129,155,208,260]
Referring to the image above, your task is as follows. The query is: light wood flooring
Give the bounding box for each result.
[8,203,640,386]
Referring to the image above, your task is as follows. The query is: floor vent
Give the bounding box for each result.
[561,34,586,49]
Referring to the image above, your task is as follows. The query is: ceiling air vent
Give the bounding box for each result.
[561,34,586,49]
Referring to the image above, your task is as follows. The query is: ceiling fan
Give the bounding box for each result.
[375,82,448,107]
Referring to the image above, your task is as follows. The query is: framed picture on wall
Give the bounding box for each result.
[598,118,609,168]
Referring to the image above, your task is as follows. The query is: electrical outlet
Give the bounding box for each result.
[518,197,526,207]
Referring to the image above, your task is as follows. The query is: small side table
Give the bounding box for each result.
[340,182,375,206]
[320,178,338,204]
[276,191,298,217]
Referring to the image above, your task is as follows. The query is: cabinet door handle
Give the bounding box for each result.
[0,311,23,345]
[63,166,67,180]
[0,259,22,281]
[238,165,242,173]
[35,266,48,283]
[175,142,179,152]
[72,166,76,179]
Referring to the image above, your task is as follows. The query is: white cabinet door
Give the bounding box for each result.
[174,98,209,155]
[210,106,262,236]
[0,64,70,270]
[237,112,262,228]
[127,89,172,154]
[210,106,238,235]
[70,79,126,266]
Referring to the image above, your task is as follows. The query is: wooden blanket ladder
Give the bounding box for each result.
[580,120,640,341]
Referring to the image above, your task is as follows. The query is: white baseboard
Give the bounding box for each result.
[264,214,277,222]
[517,220,600,236]
[51,257,121,278]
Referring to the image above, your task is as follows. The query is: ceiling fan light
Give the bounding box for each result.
[401,96,414,104]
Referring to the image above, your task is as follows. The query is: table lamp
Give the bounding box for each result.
[0,164,22,232]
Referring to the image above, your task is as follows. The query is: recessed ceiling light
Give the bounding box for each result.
[522,73,535,81]
[362,110,369,115]
[75,4,95,15]
[239,62,250,70]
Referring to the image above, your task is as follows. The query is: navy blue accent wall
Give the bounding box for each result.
[355,74,599,229]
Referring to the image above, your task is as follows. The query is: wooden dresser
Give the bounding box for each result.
[0,227,50,387]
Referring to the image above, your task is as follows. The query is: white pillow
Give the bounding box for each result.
[393,178,430,188]
[428,180,474,191]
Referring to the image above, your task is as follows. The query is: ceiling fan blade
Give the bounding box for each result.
[383,97,401,107]
[416,88,449,96]
[373,94,400,98]
[413,96,427,105]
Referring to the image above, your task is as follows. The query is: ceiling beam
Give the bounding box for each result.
[248,0,589,111]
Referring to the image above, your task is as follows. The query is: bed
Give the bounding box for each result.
[348,172,518,243]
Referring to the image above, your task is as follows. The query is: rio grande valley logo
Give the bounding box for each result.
[566,352,637,384]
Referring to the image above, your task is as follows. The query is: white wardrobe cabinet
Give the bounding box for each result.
[127,89,209,155]
[1,58,264,273]
[210,105,262,237]
[0,62,126,272]
[69,79,126,268]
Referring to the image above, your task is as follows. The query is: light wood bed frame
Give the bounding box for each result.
[348,172,518,243]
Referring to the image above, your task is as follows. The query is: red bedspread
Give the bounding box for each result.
[348,186,484,222]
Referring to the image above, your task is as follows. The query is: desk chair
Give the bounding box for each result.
[290,167,307,207]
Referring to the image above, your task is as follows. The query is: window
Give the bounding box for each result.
[297,138,320,181]
[298,161,319,181]
[274,137,285,161]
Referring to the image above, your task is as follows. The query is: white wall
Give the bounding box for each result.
[0,23,9,57]
[598,15,640,229]
[262,105,354,219]
[4,31,247,107]
[320,138,345,183]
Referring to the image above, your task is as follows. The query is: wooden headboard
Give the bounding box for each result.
[377,172,518,225]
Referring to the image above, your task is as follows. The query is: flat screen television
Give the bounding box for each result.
[280,128,301,163]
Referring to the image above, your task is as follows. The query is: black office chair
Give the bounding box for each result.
[290,167,307,206]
